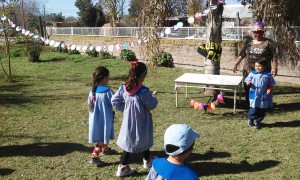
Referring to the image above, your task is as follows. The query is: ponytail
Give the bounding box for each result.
[125,61,147,92]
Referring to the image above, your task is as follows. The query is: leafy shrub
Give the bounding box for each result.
[154,52,174,67]
[54,42,68,53]
[98,51,115,59]
[120,49,136,61]
[24,38,43,62]
[68,49,81,55]
[86,48,99,57]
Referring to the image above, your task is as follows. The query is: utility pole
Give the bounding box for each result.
[21,0,26,28]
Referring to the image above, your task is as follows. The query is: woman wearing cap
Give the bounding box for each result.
[146,124,200,180]
[232,22,278,108]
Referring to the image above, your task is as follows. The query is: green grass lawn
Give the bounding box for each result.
[0,48,300,179]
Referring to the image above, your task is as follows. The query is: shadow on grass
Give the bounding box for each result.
[190,160,280,176]
[274,85,300,95]
[39,57,67,63]
[274,102,300,112]
[0,142,90,157]
[262,120,300,128]
[0,168,15,176]
[0,83,32,106]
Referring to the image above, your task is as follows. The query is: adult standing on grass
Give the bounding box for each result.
[88,66,116,166]
[232,22,278,109]
[111,61,158,177]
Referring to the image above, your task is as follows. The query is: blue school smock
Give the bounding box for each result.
[145,158,199,180]
[88,85,114,144]
[111,85,158,153]
[245,70,276,109]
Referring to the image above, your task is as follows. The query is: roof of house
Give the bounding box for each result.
[222,4,253,18]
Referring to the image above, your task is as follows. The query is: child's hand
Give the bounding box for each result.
[266,89,271,95]
[246,82,251,86]
[152,91,157,95]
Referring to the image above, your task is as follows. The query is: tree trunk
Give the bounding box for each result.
[204,0,223,95]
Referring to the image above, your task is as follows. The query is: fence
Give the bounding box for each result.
[47,26,300,41]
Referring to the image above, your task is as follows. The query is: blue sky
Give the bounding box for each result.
[45,0,239,18]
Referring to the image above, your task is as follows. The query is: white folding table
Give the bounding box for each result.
[174,73,243,114]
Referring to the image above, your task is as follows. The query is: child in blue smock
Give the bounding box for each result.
[146,124,200,180]
[245,60,276,129]
[111,61,158,177]
[88,66,116,165]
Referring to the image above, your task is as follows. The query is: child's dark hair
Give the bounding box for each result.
[165,141,195,156]
[89,66,109,112]
[255,59,267,67]
[124,61,147,92]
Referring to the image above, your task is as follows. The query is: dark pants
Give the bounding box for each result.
[120,150,150,165]
[248,107,266,122]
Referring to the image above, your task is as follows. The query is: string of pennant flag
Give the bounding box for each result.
[1,1,224,53]
[190,93,225,112]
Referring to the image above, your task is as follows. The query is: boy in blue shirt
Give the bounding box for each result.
[146,124,200,180]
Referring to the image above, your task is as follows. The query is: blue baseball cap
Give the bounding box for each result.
[164,124,200,156]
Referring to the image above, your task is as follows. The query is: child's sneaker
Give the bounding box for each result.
[255,121,261,129]
[116,165,134,177]
[143,156,157,169]
[100,147,117,155]
[89,158,103,165]
[248,119,255,127]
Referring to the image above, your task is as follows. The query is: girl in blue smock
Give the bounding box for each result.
[88,66,115,165]
[245,60,276,129]
[111,61,158,177]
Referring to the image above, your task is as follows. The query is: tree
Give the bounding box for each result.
[199,0,224,95]
[139,0,165,66]
[49,12,65,22]
[99,0,128,27]
[0,0,20,82]
[75,0,105,27]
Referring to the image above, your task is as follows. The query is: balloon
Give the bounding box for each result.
[95,46,102,52]
[195,12,202,20]
[16,26,22,31]
[45,39,50,45]
[54,42,60,47]
[115,44,121,51]
[199,103,204,110]
[1,16,7,21]
[33,35,39,39]
[25,31,30,36]
[89,46,94,51]
[108,45,114,52]
[164,28,171,35]
[188,16,195,24]
[71,45,76,50]
[76,46,81,51]
[194,102,199,110]
[177,22,183,28]
[82,46,88,51]
[49,40,55,46]
[190,100,195,107]
[173,25,178,31]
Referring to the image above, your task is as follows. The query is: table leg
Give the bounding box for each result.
[185,83,188,98]
[234,88,237,114]
[239,83,241,104]
[176,87,178,107]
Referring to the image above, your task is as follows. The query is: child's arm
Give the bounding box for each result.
[111,88,125,112]
[244,73,253,87]
[266,86,273,95]
[140,90,158,110]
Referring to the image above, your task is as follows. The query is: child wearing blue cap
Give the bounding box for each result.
[146,124,200,180]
